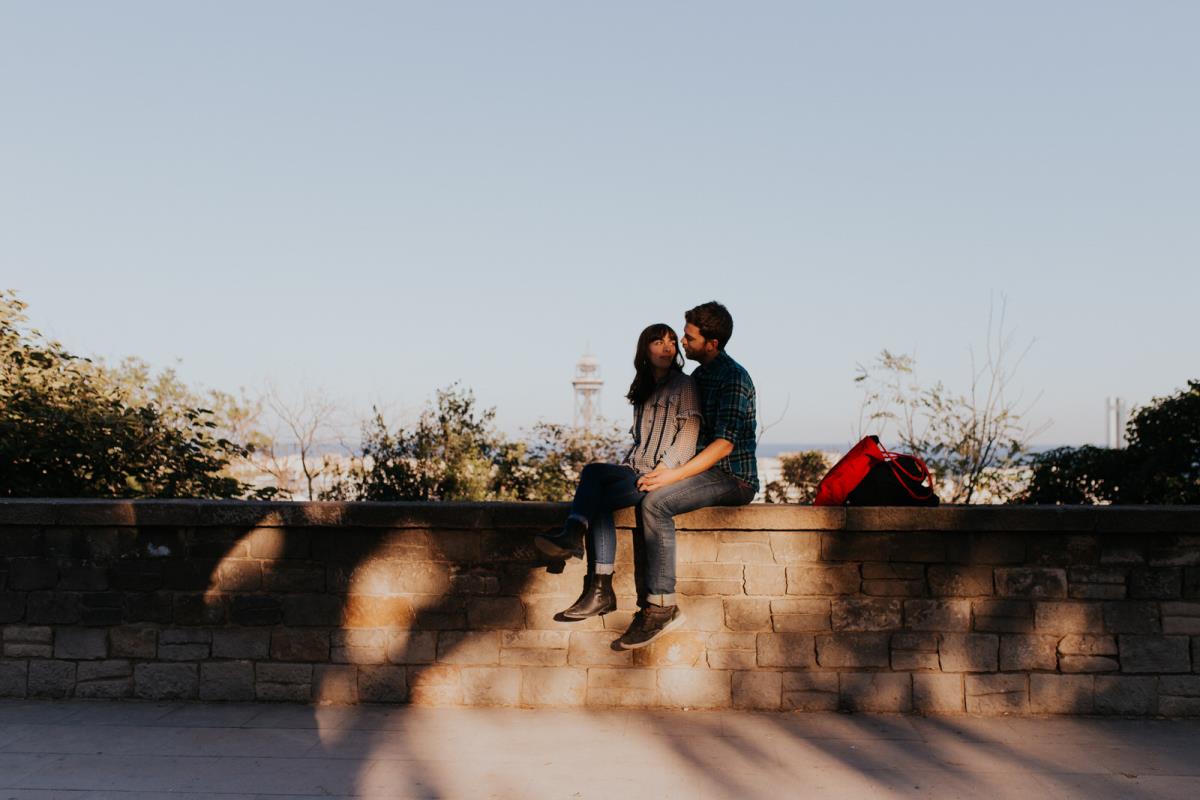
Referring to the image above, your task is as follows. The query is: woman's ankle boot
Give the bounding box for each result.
[559,574,616,620]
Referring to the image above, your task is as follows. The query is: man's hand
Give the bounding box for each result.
[637,466,683,492]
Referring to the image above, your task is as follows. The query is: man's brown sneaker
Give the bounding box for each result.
[614,604,685,650]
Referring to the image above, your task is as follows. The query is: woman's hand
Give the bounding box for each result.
[637,465,683,492]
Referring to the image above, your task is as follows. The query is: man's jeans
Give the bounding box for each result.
[568,463,645,566]
[639,468,756,604]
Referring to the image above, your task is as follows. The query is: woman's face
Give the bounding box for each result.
[646,334,678,371]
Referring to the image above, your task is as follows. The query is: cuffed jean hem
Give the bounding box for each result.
[646,593,677,606]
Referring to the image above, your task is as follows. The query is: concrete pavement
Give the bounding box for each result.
[0,700,1198,799]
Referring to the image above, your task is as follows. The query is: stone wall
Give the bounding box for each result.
[1,500,1198,715]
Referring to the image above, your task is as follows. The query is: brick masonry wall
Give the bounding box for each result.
[0,501,1198,715]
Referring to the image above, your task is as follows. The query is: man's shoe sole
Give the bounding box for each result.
[533,534,583,560]
[615,610,687,650]
[558,601,617,621]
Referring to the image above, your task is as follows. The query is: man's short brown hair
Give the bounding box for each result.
[685,301,733,350]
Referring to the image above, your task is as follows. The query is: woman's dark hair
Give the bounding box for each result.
[626,323,684,406]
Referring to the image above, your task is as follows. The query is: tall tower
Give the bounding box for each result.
[1106,397,1128,449]
[572,353,603,431]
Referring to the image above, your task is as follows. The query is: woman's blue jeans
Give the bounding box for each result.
[568,462,645,567]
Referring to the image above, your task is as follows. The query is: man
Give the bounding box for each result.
[616,300,758,649]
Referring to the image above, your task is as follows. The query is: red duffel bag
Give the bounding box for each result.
[813,435,886,506]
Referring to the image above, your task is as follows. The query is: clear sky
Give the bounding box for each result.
[3,1,1197,447]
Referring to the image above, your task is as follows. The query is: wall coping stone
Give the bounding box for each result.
[2,499,1198,532]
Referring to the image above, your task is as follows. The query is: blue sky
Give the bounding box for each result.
[3,1,1197,447]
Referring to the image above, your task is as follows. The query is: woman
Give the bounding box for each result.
[534,323,701,619]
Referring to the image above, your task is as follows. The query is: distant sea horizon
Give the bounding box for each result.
[757,442,1072,458]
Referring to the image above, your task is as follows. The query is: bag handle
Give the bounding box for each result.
[879,450,937,501]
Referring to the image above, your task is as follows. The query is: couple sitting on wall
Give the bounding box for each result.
[535,300,758,650]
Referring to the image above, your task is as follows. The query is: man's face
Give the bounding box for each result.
[682,323,717,362]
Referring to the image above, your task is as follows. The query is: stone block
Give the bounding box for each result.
[995,568,1067,599]
[408,662,458,705]
[9,559,58,591]
[1119,635,1190,673]
[905,599,970,632]
[706,633,757,670]
[786,565,860,595]
[1035,602,1103,634]
[0,660,27,697]
[928,566,993,597]
[781,671,838,711]
[387,631,438,665]
[724,599,772,631]
[862,563,925,581]
[230,595,282,626]
[658,668,731,709]
[1059,655,1119,673]
[1158,676,1200,716]
[263,564,326,593]
[973,600,1034,633]
[256,663,312,702]
[1103,601,1161,634]
[632,632,707,668]
[217,560,262,592]
[2,625,52,658]
[861,578,926,597]
[891,632,940,671]
[567,631,630,666]
[839,673,912,713]
[1027,535,1099,567]
[28,660,76,698]
[674,597,722,632]
[717,541,774,563]
[586,667,657,706]
[75,660,134,699]
[965,674,1028,714]
[460,666,520,706]
[499,630,569,667]
[769,531,820,563]
[0,593,25,624]
[743,564,786,595]
[26,591,80,624]
[733,670,782,710]
[466,597,525,630]
[1129,567,1182,599]
[815,633,889,668]
[200,661,255,701]
[212,629,269,660]
[79,592,123,626]
[135,663,198,700]
[281,594,343,627]
[432,631,499,665]
[314,665,359,704]
[677,533,719,563]
[999,635,1058,672]
[1057,634,1118,656]
[245,527,311,560]
[109,626,158,659]
[1031,674,1094,714]
[913,673,964,714]
[757,633,817,668]
[676,560,745,595]
[332,629,388,664]
[54,628,107,660]
[823,531,944,562]
[1162,602,1200,635]
[939,634,998,673]
[342,596,414,629]
[832,598,902,631]
[1094,676,1157,715]
[172,594,226,626]
[271,630,330,662]
[946,533,1024,564]
[770,598,831,632]
[520,667,586,706]
[358,665,408,702]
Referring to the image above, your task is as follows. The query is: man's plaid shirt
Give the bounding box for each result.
[692,351,759,492]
